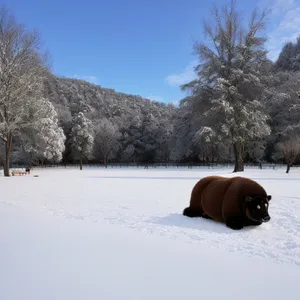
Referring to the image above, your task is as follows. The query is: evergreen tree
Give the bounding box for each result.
[181,1,271,172]
[69,112,94,170]
[19,100,66,166]
[275,36,300,72]
[264,71,300,170]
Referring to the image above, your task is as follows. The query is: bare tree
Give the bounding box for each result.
[0,6,49,176]
[277,137,300,173]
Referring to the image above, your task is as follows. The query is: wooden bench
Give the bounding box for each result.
[12,169,27,176]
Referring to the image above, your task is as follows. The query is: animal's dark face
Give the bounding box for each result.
[245,195,271,224]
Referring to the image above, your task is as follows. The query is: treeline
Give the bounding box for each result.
[1,2,300,176]
[40,75,177,168]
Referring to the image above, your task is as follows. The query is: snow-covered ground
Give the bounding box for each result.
[1,165,300,299]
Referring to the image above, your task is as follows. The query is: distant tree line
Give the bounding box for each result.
[1,1,300,176]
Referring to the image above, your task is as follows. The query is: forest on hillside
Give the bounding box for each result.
[1,1,300,176]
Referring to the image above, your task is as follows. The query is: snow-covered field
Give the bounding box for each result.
[1,165,300,300]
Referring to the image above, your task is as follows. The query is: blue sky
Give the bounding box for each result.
[3,0,300,105]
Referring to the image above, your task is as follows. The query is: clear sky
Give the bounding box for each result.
[3,0,300,105]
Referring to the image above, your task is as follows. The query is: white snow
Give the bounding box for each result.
[1,165,300,299]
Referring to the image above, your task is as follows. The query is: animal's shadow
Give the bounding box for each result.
[149,213,260,234]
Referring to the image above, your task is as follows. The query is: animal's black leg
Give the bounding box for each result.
[183,206,212,220]
[183,206,204,218]
[225,216,244,230]
[246,219,262,226]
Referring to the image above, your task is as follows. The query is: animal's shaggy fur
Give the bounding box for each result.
[183,176,272,230]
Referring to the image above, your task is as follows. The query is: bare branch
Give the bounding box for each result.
[277,137,300,166]
[0,5,51,176]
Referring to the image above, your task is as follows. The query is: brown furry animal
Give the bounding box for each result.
[183,175,271,230]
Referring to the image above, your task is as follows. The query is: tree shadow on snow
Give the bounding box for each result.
[149,213,259,234]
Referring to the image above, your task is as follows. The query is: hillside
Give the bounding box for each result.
[41,74,177,164]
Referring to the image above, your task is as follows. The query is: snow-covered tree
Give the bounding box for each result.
[244,139,266,166]
[191,126,232,163]
[19,100,66,166]
[121,144,135,162]
[69,112,94,170]
[275,36,300,72]
[264,71,300,162]
[169,102,207,162]
[0,7,49,176]
[42,74,180,165]
[155,122,173,162]
[181,1,271,172]
[93,118,121,167]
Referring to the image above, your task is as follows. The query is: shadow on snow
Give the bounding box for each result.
[148,212,260,234]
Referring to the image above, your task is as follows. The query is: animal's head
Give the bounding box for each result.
[244,195,271,224]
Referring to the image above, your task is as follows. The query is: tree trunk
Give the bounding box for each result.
[80,153,83,170]
[29,157,32,169]
[233,142,244,173]
[3,132,13,177]
[286,164,290,174]
[104,155,107,168]
[27,153,33,170]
